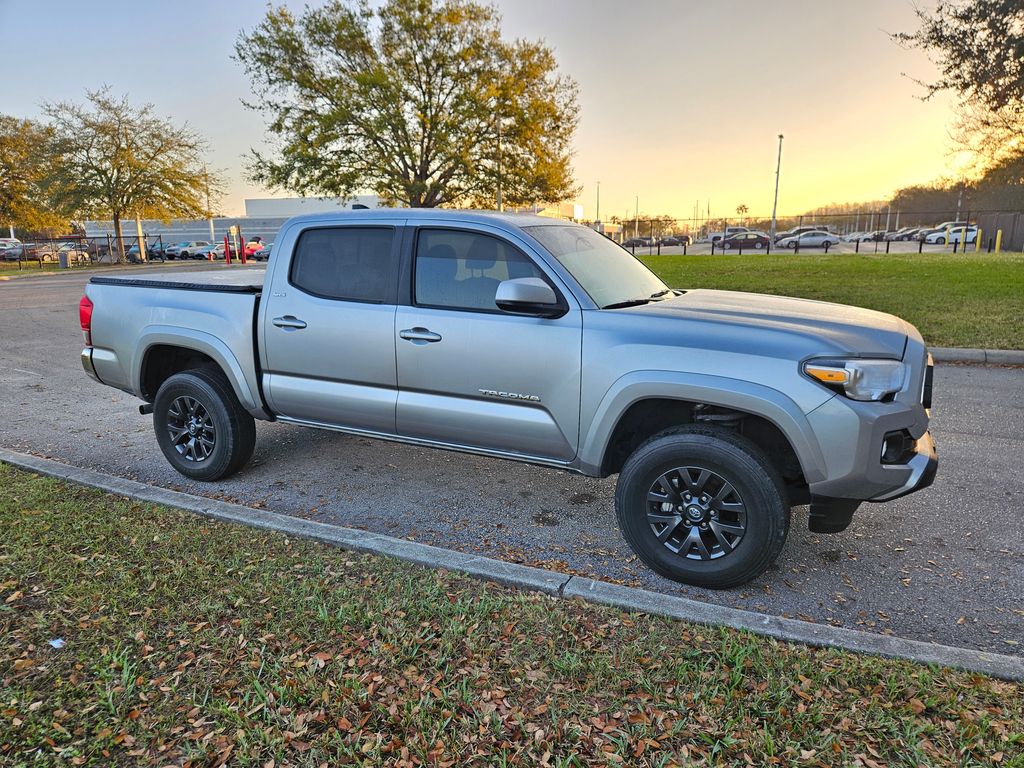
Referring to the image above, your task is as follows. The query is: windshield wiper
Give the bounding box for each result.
[602,289,673,310]
[602,298,653,309]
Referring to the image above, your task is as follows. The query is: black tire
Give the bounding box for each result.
[153,368,256,481]
[788,241,797,249]
[615,426,789,589]
[755,241,764,249]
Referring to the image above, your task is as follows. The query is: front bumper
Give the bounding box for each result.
[869,428,938,502]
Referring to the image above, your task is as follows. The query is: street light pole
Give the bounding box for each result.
[634,195,639,239]
[770,134,784,240]
[596,181,600,223]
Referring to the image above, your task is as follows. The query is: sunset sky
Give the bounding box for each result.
[1,0,965,220]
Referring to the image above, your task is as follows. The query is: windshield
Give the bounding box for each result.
[525,225,669,309]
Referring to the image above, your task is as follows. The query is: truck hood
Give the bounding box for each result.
[630,289,910,359]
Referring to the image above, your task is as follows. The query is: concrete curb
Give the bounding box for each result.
[931,347,1024,365]
[2,447,1022,682]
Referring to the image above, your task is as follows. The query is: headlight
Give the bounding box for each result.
[803,358,907,401]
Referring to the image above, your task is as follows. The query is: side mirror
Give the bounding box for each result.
[494,277,564,318]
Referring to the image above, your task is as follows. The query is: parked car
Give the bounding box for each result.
[719,231,770,250]
[0,239,24,259]
[80,209,937,589]
[658,236,690,247]
[774,226,824,243]
[191,243,221,260]
[622,237,650,248]
[924,226,977,245]
[24,242,57,261]
[164,241,211,259]
[885,227,917,241]
[58,242,89,263]
[777,230,840,249]
[1,244,24,260]
[252,242,273,261]
[126,242,165,262]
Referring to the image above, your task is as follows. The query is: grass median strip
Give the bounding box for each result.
[2,464,1021,766]
[642,251,1024,350]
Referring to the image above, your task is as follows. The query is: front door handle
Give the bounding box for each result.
[399,327,442,344]
[272,315,307,330]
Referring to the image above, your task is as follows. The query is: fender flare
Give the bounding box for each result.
[133,326,266,417]
[578,370,828,483]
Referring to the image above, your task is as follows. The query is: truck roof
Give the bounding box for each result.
[281,208,571,230]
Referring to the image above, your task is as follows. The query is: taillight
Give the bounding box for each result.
[79,295,93,346]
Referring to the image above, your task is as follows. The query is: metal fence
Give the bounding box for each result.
[598,207,1024,255]
[1,235,167,270]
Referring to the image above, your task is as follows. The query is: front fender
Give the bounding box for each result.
[577,369,828,482]
[134,326,268,419]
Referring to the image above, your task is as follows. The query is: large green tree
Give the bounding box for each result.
[0,115,65,232]
[43,89,219,260]
[896,1,1024,163]
[235,0,580,208]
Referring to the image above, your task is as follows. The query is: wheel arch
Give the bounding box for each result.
[134,328,268,419]
[579,372,828,489]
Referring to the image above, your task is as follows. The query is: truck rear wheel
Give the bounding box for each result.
[153,368,256,481]
[615,426,789,589]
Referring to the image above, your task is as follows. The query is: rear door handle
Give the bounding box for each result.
[272,315,307,330]
[399,327,442,344]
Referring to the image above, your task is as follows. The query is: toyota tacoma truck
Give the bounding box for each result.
[79,210,937,588]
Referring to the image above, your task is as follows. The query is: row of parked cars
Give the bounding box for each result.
[0,238,92,262]
[621,235,691,248]
[130,239,273,262]
[839,221,977,245]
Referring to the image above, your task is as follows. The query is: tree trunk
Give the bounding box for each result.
[112,211,124,263]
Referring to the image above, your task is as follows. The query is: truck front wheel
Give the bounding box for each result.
[615,426,789,589]
[153,368,256,481]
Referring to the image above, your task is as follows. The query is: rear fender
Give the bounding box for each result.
[134,327,268,419]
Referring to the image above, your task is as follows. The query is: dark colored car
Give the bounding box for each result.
[720,231,770,250]
[659,235,691,246]
[622,237,651,248]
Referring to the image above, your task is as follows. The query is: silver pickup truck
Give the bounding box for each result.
[80,210,937,588]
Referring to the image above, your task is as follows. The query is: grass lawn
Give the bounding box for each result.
[2,464,1021,766]
[641,251,1024,350]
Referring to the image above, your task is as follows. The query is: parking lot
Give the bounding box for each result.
[1,268,1021,655]
[624,239,985,257]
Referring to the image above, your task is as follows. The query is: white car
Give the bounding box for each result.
[924,226,977,245]
[192,243,221,260]
[164,240,211,259]
[777,230,840,249]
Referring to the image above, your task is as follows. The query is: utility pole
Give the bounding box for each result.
[885,203,891,233]
[595,181,600,223]
[770,134,784,240]
[135,213,147,263]
[496,120,503,211]
[634,195,639,239]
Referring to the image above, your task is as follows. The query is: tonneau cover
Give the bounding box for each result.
[90,269,264,293]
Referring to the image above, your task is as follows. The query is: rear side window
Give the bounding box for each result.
[414,229,545,312]
[290,227,396,303]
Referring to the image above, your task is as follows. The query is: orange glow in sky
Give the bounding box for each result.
[2,0,962,219]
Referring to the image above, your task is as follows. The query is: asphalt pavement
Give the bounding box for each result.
[1,267,1021,655]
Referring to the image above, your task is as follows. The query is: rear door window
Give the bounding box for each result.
[290,227,397,303]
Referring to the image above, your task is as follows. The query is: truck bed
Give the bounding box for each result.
[90,269,264,293]
[84,269,267,417]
